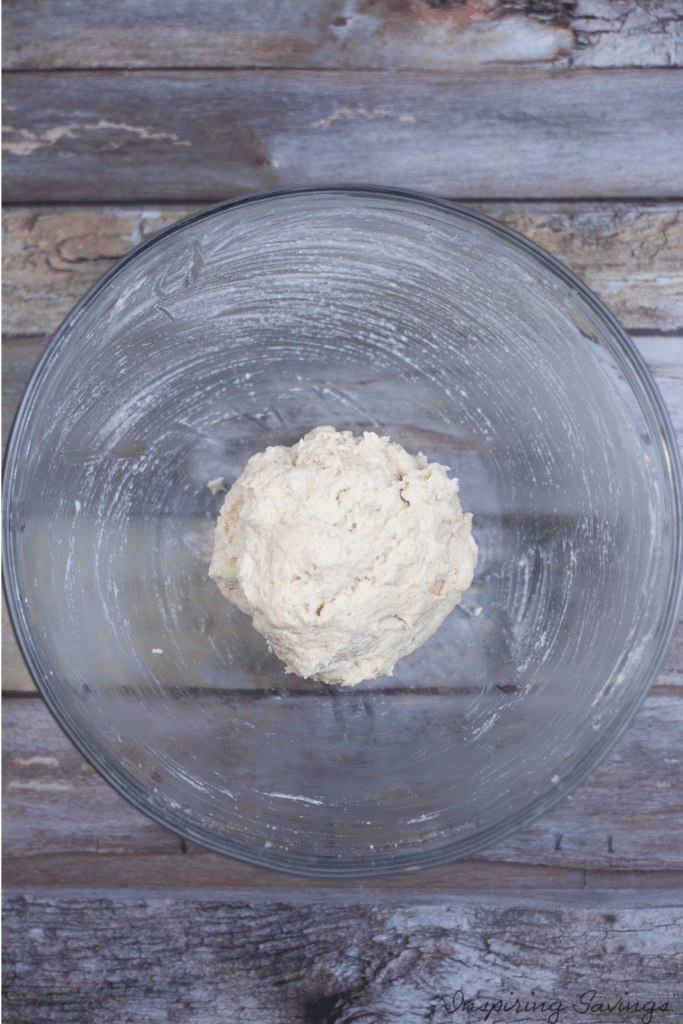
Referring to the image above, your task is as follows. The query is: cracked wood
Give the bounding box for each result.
[2,0,682,70]
[4,203,682,343]
[3,203,682,692]
[2,886,682,1024]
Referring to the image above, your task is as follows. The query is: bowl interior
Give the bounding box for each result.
[4,187,680,875]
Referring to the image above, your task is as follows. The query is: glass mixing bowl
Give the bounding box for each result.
[3,184,681,877]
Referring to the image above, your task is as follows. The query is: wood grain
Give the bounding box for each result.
[2,0,681,71]
[4,204,683,342]
[2,205,680,444]
[3,695,682,886]
[3,885,682,1024]
[3,70,683,202]
[1,598,35,693]
[3,204,682,692]
[3,0,681,1003]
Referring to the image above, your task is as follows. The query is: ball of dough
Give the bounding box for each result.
[209,425,477,687]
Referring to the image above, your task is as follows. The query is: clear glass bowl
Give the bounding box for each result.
[3,184,681,878]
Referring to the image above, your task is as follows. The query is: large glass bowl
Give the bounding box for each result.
[3,184,681,878]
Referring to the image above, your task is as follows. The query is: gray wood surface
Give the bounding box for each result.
[6,201,682,461]
[3,0,682,71]
[3,885,682,1024]
[3,203,682,693]
[3,1,683,1014]
[3,70,683,202]
[4,203,683,342]
[3,695,683,887]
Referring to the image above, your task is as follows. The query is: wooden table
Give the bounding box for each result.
[3,3,683,1021]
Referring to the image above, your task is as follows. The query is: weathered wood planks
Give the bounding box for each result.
[3,203,682,692]
[3,885,682,1024]
[3,0,682,71]
[5,202,682,460]
[3,70,683,202]
[4,204,683,341]
[1,601,35,693]
[4,204,681,444]
[3,2,682,1011]
[3,696,682,886]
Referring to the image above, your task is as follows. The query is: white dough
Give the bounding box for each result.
[207,476,225,495]
[209,425,477,687]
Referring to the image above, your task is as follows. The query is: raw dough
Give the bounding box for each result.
[209,425,477,686]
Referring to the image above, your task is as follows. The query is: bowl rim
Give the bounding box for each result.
[3,182,682,878]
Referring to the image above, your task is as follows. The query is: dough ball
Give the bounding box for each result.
[209,425,477,687]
